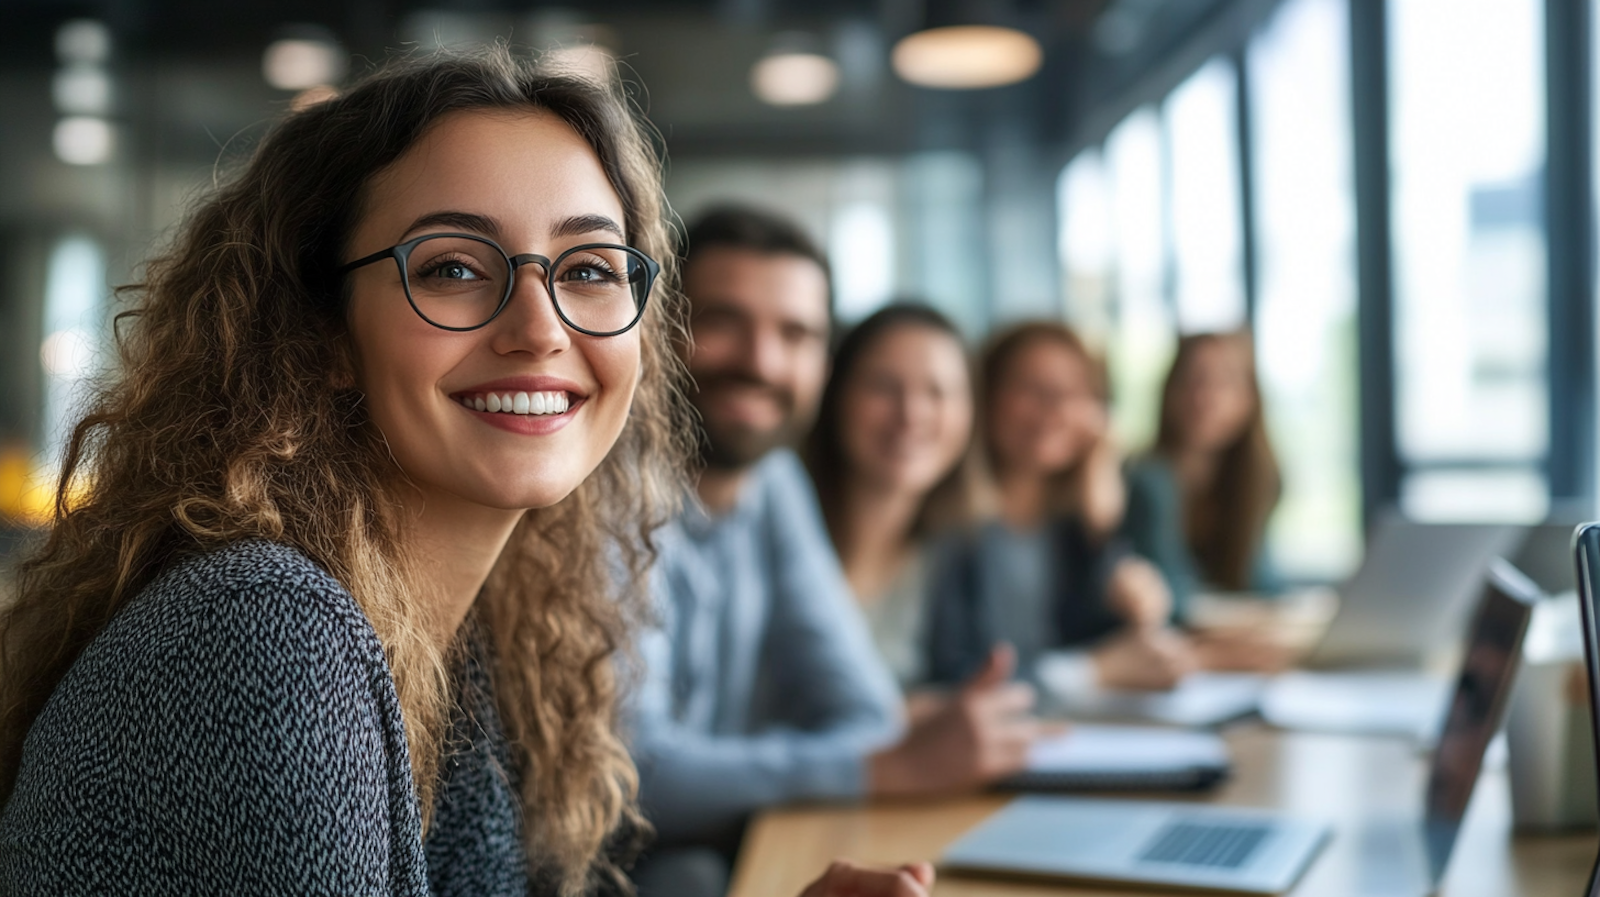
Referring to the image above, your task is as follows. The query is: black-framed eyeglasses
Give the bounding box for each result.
[338,232,659,336]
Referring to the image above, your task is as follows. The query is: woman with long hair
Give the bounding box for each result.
[1124,330,1282,601]
[924,321,1194,694]
[804,303,984,686]
[0,49,930,897]
[803,304,1039,791]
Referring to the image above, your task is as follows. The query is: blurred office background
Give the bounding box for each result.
[0,0,1589,584]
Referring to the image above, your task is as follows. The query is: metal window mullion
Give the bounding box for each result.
[1234,46,1260,327]
[1350,0,1402,526]
[1545,0,1596,512]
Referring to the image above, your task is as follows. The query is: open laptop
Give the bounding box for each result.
[1046,516,1522,732]
[1510,518,1584,596]
[1256,516,1523,739]
[1565,523,1600,897]
[941,560,1538,895]
[1302,514,1524,669]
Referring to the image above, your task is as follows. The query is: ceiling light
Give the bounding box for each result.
[52,65,113,115]
[262,37,346,91]
[891,25,1042,89]
[53,117,114,165]
[55,20,111,65]
[752,52,840,106]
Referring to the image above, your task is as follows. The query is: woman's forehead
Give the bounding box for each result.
[357,108,625,243]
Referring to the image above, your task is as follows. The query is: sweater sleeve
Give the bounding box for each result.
[0,545,420,897]
[757,453,904,737]
[629,628,894,842]
[627,455,903,843]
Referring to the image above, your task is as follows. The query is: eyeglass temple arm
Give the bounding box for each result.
[337,246,398,275]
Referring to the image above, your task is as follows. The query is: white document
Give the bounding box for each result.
[1259,670,1450,742]
[1027,723,1230,774]
[1042,671,1268,728]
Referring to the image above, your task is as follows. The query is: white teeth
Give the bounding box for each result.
[463,390,572,416]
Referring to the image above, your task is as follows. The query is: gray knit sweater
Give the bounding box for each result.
[0,539,529,896]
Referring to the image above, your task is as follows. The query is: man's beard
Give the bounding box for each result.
[692,373,809,471]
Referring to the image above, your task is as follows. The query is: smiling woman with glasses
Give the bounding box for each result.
[0,47,931,897]
[0,48,688,897]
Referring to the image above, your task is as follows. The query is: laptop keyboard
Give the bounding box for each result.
[1137,819,1273,869]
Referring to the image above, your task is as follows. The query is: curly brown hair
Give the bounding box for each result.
[0,48,691,895]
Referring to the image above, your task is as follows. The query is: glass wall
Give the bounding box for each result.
[1060,22,1364,581]
[1057,149,1114,340]
[1249,0,1361,577]
[1165,57,1247,334]
[1388,0,1548,521]
[1102,108,1176,452]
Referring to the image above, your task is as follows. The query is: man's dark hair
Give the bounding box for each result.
[679,204,833,314]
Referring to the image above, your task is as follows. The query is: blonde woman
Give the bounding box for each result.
[0,51,930,897]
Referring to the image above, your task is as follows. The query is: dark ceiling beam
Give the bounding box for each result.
[1056,0,1280,164]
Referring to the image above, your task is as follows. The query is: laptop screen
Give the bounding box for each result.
[1570,524,1600,897]
[1421,560,1538,881]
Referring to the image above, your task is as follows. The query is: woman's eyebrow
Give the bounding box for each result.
[405,210,502,237]
[552,214,625,241]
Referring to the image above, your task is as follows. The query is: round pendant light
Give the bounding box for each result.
[891,25,1042,89]
[751,50,840,106]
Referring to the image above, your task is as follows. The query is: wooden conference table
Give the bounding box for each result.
[726,725,1598,897]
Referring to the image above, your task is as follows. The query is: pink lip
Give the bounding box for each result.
[450,375,589,437]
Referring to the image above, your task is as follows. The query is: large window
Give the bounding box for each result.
[1062,38,1362,582]
[1249,0,1361,578]
[1165,57,1247,334]
[40,235,106,468]
[1104,108,1176,451]
[1057,149,1114,341]
[1060,110,1174,452]
[1388,0,1548,521]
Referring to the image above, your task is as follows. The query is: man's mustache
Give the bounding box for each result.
[695,373,795,409]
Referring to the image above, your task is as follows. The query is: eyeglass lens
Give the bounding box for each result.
[402,235,648,333]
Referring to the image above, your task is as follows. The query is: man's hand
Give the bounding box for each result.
[869,645,1042,796]
[799,860,935,897]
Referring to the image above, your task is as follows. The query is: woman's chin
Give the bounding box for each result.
[427,474,591,515]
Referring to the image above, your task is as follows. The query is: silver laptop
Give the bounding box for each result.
[1565,522,1600,897]
[1509,519,1583,596]
[1303,513,1523,669]
[941,561,1538,895]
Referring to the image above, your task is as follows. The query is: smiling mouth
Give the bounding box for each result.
[454,389,574,416]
